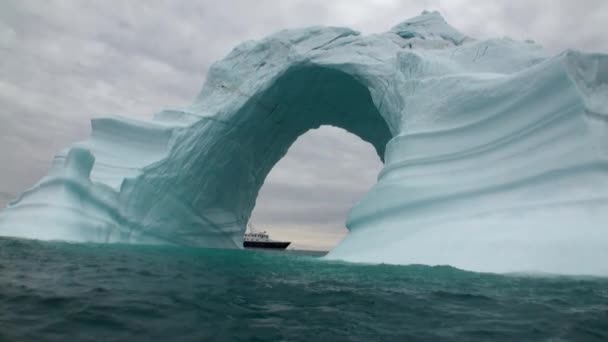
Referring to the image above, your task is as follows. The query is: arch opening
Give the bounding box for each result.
[250,125,385,251]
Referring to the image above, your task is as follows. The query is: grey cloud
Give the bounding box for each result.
[254,181,373,214]
[436,0,608,53]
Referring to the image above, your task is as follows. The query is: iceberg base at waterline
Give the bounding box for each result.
[1,11,607,275]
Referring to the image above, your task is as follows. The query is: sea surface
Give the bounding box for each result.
[1,237,607,341]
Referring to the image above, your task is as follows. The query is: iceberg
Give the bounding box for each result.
[1,11,607,275]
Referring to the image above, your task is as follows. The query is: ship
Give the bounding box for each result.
[243,223,291,249]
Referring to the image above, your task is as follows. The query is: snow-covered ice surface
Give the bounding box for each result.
[1,11,607,275]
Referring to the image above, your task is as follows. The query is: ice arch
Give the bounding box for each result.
[1,11,607,274]
[122,64,392,247]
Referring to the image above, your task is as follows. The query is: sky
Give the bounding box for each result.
[1,0,607,250]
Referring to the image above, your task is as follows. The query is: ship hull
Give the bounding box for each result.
[243,241,291,249]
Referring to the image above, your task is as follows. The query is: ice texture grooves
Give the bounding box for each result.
[1,11,607,275]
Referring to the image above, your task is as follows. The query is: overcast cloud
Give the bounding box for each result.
[1,0,607,249]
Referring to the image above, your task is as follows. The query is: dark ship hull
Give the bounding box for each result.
[243,241,291,249]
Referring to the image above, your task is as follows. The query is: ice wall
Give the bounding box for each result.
[1,11,607,275]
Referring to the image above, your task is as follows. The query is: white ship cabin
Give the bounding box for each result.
[244,224,271,242]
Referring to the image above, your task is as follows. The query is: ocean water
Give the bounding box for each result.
[1,237,607,341]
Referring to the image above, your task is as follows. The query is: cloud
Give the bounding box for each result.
[0,0,606,248]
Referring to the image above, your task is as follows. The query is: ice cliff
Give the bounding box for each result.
[1,11,607,275]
